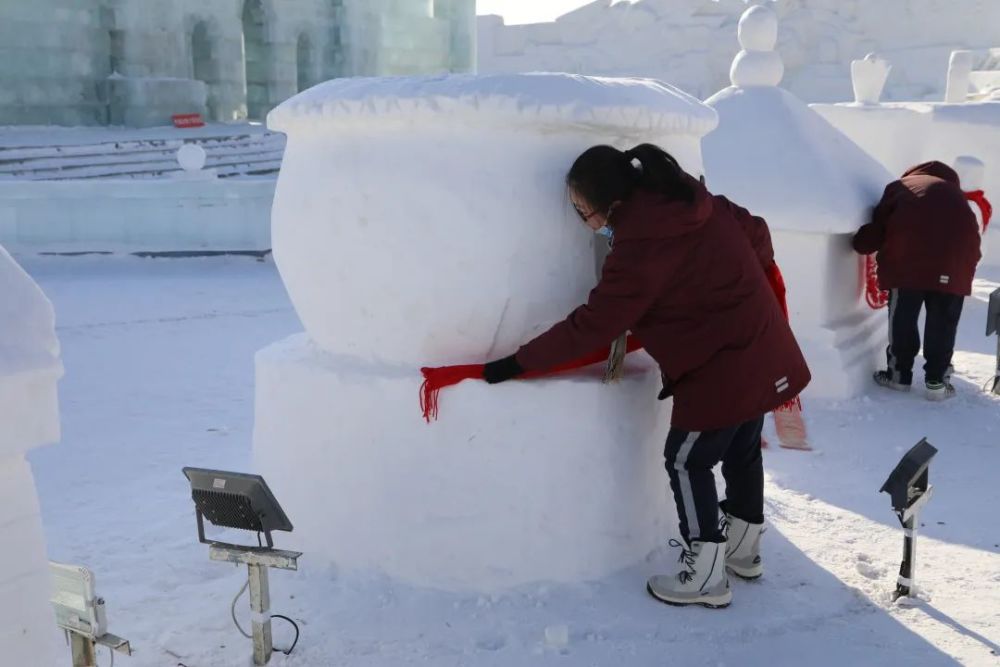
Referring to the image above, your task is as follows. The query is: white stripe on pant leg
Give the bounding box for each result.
[888,288,899,382]
[674,432,702,541]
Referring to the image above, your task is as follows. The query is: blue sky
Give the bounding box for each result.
[476,0,594,25]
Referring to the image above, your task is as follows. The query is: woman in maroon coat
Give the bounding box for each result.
[854,161,982,400]
[482,144,811,608]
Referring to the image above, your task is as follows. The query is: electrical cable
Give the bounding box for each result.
[230,578,301,656]
[270,615,300,655]
[231,579,252,639]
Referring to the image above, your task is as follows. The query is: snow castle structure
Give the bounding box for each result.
[255,73,720,591]
[703,5,892,399]
[0,246,63,666]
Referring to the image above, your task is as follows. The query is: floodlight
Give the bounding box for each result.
[988,288,999,394]
[182,467,293,548]
[880,439,938,600]
[182,468,301,666]
[50,562,131,667]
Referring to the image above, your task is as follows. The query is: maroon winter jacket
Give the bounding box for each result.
[853,161,981,296]
[515,181,811,432]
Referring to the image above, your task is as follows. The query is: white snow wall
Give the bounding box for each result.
[812,102,1000,267]
[478,0,1000,104]
[255,73,718,591]
[0,244,63,667]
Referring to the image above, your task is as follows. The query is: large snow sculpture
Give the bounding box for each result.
[256,74,719,591]
[703,6,893,399]
[0,245,63,666]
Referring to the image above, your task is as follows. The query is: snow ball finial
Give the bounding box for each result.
[730,5,784,88]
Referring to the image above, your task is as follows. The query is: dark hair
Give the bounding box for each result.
[566,143,695,213]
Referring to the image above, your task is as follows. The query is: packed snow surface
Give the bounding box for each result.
[22,255,1000,666]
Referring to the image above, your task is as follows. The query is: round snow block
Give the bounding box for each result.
[265,73,717,366]
[177,144,207,172]
[253,334,675,592]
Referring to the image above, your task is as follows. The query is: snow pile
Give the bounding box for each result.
[0,243,62,667]
[255,74,718,590]
[0,244,61,457]
[703,5,891,399]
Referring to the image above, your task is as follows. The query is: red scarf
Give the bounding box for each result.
[966,189,993,234]
[420,262,795,422]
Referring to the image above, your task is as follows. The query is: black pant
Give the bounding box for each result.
[664,416,765,544]
[887,289,965,385]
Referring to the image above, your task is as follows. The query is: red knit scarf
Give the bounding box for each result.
[420,337,644,422]
[966,189,993,234]
[865,190,994,311]
[420,262,795,422]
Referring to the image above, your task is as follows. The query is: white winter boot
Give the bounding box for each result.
[647,540,731,609]
[722,514,764,580]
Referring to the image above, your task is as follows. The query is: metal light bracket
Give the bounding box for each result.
[210,544,302,666]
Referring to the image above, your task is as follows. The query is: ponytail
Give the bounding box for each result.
[566,143,695,214]
[623,144,696,204]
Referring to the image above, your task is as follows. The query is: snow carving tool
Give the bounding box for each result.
[988,287,1000,395]
[182,468,301,665]
[880,439,938,601]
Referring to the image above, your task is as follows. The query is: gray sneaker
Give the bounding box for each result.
[926,381,956,401]
[874,370,911,392]
[647,540,731,609]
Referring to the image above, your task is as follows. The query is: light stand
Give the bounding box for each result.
[182,468,300,666]
[988,287,999,395]
[879,439,938,601]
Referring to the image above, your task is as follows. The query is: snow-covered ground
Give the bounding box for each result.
[23,255,1000,666]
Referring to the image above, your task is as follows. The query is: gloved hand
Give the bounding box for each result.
[658,373,674,400]
[483,354,524,384]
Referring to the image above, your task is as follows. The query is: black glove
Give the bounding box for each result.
[483,354,524,384]
[657,374,674,400]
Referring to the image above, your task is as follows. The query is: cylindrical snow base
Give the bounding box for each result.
[252,334,675,592]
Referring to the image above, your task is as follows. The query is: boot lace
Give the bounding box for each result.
[669,539,697,584]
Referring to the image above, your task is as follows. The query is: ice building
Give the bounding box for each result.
[0,0,476,127]
[0,246,63,666]
[254,73,719,591]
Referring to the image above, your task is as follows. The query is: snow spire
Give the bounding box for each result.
[730,4,784,87]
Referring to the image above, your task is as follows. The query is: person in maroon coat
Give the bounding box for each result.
[482,144,811,608]
[854,161,982,400]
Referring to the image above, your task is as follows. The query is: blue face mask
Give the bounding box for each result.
[596,225,613,239]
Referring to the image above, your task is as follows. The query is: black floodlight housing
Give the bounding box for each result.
[880,439,938,600]
[987,287,1000,337]
[880,439,937,514]
[182,467,293,548]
